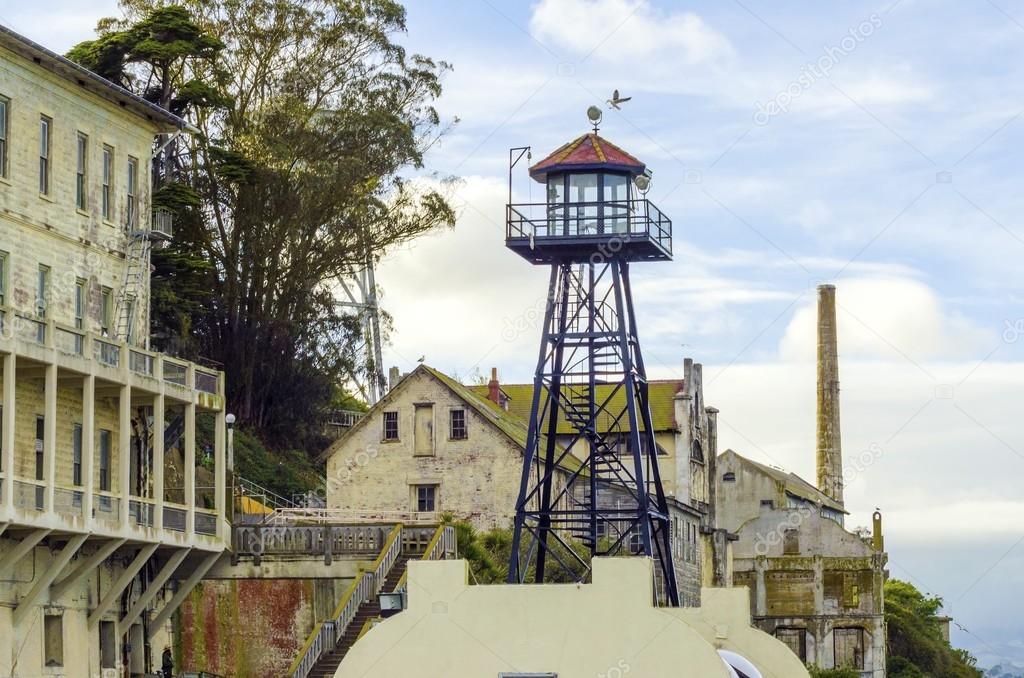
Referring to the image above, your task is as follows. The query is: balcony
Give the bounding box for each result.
[506,198,673,264]
[0,307,228,549]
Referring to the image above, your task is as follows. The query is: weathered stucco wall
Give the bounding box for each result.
[175,579,321,677]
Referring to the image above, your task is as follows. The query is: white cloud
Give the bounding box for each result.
[778,277,994,362]
[529,0,733,64]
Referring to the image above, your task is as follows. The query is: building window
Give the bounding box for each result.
[76,133,88,209]
[127,157,138,228]
[415,485,436,512]
[722,472,736,482]
[34,416,44,509]
[691,439,704,462]
[760,499,775,509]
[125,295,136,344]
[39,115,51,195]
[775,628,807,662]
[0,251,7,307]
[36,264,49,318]
[784,528,800,555]
[834,628,865,670]
[450,409,467,439]
[99,429,112,493]
[102,146,113,220]
[99,621,117,669]
[383,411,399,440]
[74,279,86,330]
[100,287,112,337]
[0,96,9,179]
[72,423,83,486]
[43,614,63,666]
[629,529,644,554]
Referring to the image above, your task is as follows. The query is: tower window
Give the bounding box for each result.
[691,439,704,462]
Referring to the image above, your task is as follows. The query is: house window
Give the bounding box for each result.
[0,96,9,179]
[415,485,436,512]
[100,287,112,336]
[760,499,775,509]
[775,628,807,661]
[99,429,111,492]
[450,409,467,439]
[834,628,865,670]
[43,613,63,666]
[101,146,113,220]
[126,157,138,228]
[72,423,83,486]
[383,411,399,440]
[39,115,51,195]
[722,472,736,482]
[76,133,88,210]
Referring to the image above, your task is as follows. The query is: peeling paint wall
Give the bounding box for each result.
[175,580,318,678]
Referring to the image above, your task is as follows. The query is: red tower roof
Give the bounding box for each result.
[529,132,645,181]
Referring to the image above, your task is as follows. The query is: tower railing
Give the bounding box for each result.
[506,198,672,255]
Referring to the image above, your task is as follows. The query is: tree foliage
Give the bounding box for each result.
[885,579,983,678]
[69,1,456,449]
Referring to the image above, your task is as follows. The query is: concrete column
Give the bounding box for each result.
[82,374,95,524]
[2,352,15,511]
[118,383,131,527]
[44,362,57,511]
[153,387,165,531]
[813,556,825,614]
[754,558,767,616]
[184,396,196,539]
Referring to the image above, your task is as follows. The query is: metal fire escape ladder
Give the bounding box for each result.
[114,229,152,343]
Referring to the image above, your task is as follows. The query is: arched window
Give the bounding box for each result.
[691,439,704,462]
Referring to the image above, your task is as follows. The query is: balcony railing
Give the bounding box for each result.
[129,499,156,527]
[506,198,672,258]
[1,313,224,399]
[54,486,85,518]
[94,493,120,522]
[196,510,218,535]
[164,505,188,532]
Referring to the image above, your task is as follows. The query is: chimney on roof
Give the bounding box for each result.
[487,367,503,407]
[816,284,844,506]
[388,366,401,392]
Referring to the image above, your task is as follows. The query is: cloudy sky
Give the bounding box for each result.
[7,0,1022,667]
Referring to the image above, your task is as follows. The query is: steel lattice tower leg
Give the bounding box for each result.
[508,259,679,606]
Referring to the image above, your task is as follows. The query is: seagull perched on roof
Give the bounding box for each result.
[607,89,632,110]
[417,355,425,363]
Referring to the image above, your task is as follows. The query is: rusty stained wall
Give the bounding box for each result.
[175,579,317,678]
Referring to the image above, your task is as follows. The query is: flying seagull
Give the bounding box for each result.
[607,89,632,110]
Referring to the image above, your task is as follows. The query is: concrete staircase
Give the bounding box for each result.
[305,556,411,677]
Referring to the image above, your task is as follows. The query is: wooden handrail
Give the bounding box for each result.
[394,524,453,592]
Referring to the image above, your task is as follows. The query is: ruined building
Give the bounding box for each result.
[0,26,228,676]
[716,284,888,677]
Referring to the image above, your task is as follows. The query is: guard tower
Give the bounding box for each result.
[506,113,679,605]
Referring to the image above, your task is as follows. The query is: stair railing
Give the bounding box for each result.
[283,524,403,678]
[393,524,456,592]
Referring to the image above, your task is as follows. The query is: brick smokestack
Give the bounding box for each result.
[487,367,501,406]
[816,284,844,505]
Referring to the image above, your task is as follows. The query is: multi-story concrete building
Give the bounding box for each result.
[715,285,887,677]
[0,25,228,676]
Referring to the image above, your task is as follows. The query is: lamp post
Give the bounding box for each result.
[226,413,236,523]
